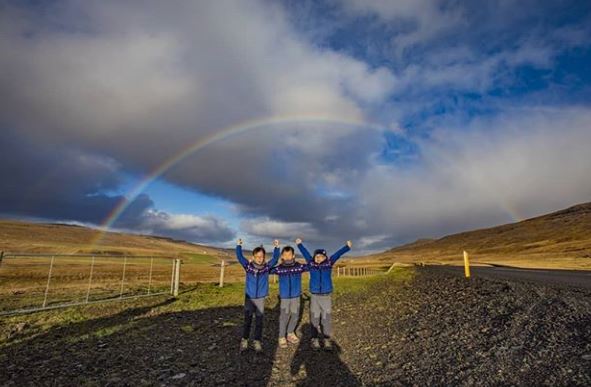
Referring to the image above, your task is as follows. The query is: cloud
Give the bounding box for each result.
[1,0,590,254]
[0,129,235,244]
[0,1,395,242]
[357,107,591,247]
[241,218,317,240]
[340,0,464,54]
[0,128,125,223]
[137,210,235,244]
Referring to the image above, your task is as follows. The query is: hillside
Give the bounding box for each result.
[369,202,591,269]
[0,219,231,258]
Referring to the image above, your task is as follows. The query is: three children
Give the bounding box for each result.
[235,238,352,353]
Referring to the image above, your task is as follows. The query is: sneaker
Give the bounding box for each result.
[253,340,263,353]
[311,338,321,350]
[323,338,333,351]
[278,337,288,348]
[240,338,249,352]
[287,333,300,344]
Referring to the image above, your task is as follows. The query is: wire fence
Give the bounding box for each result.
[0,252,180,316]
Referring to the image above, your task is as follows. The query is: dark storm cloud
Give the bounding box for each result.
[0,129,125,223]
[0,129,235,244]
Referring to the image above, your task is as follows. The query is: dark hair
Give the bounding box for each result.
[252,246,266,256]
[281,246,295,254]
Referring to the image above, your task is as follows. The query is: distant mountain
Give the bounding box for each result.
[369,202,591,269]
[0,219,232,259]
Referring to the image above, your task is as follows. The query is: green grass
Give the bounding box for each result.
[0,268,413,347]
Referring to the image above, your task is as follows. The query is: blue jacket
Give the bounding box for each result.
[271,261,309,299]
[236,245,280,299]
[297,243,350,294]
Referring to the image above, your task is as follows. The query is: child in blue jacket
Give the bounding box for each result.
[236,238,280,353]
[296,238,352,350]
[270,245,309,348]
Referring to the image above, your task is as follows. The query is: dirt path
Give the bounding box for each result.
[1,268,590,386]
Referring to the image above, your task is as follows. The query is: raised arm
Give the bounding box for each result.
[330,240,352,263]
[296,238,313,263]
[235,239,249,268]
[269,239,280,268]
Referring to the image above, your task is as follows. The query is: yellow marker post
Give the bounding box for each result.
[463,250,471,278]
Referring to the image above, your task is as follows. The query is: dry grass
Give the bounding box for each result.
[0,219,389,313]
[0,219,232,257]
[362,202,591,270]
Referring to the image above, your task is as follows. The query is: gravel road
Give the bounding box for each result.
[431,265,591,290]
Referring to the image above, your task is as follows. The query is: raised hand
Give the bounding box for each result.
[237,238,243,246]
[273,239,280,247]
[346,240,352,248]
[295,238,302,244]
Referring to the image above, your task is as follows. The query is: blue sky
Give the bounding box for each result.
[1,0,591,253]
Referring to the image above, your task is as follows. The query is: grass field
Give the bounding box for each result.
[0,251,391,315]
[0,268,412,347]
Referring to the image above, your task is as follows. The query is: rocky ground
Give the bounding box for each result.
[1,267,590,386]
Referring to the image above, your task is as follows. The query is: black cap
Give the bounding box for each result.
[313,249,327,257]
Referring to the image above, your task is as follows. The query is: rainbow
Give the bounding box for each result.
[90,115,383,247]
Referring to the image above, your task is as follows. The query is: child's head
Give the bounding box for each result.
[281,246,295,261]
[252,246,266,265]
[313,249,327,264]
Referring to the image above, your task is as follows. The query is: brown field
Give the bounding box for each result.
[0,220,388,313]
[0,219,232,257]
[362,202,591,270]
[3,201,589,313]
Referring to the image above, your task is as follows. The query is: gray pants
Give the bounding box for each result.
[279,297,300,337]
[243,297,264,340]
[310,294,332,338]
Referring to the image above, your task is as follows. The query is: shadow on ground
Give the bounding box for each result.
[0,298,281,386]
[289,323,360,386]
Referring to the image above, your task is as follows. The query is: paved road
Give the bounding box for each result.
[429,265,591,290]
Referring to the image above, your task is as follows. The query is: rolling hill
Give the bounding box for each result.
[0,219,232,259]
[367,202,591,269]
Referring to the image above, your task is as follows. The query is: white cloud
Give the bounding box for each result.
[241,218,317,240]
[139,210,235,243]
[357,107,591,243]
[340,0,464,53]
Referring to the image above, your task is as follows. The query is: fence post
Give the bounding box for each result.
[119,256,128,299]
[170,259,176,294]
[85,255,95,304]
[147,256,154,295]
[386,263,396,274]
[0,251,4,268]
[219,260,226,288]
[173,258,181,297]
[463,251,471,279]
[42,255,55,308]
